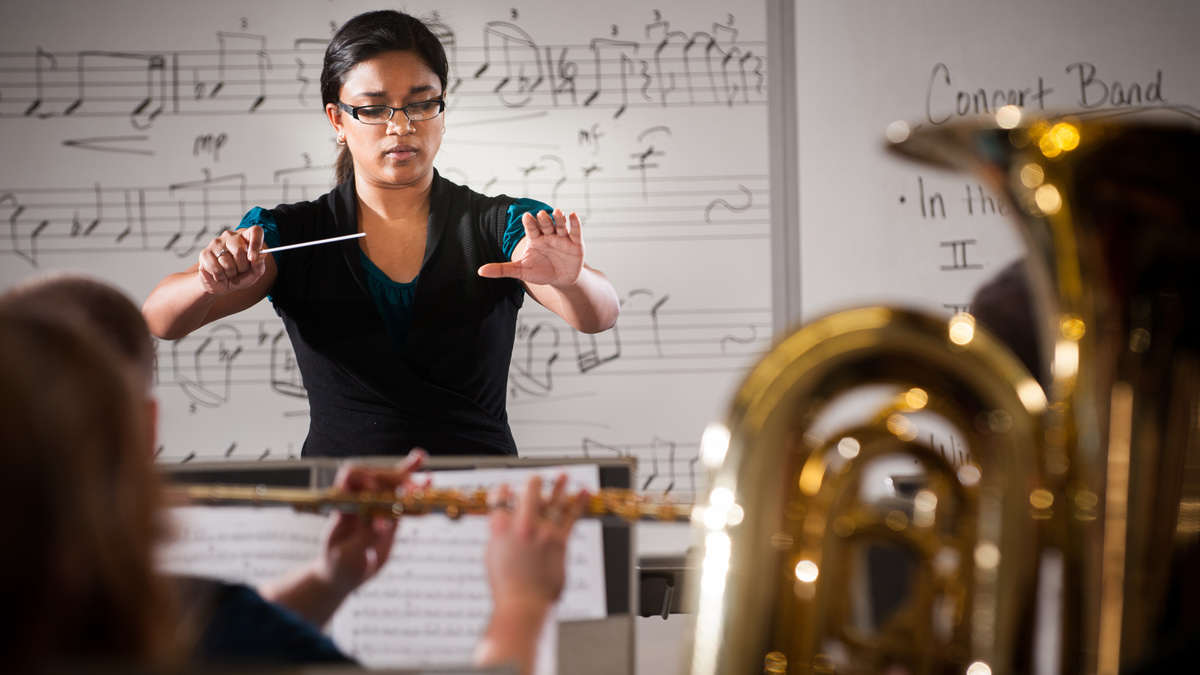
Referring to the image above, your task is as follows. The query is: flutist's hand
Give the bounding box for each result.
[259,449,427,627]
[474,474,586,675]
[319,449,427,593]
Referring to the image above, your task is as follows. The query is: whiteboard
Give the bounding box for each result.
[791,0,1200,324]
[0,0,771,500]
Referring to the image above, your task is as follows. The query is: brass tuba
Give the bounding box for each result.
[683,108,1200,674]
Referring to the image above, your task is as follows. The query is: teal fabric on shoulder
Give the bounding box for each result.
[503,197,553,258]
[235,207,282,301]
[235,207,283,264]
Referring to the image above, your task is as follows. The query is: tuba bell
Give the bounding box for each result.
[682,108,1200,674]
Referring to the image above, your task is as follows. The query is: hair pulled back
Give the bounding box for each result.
[321,10,449,186]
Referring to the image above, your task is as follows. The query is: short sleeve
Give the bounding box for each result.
[191,581,353,666]
[236,207,283,265]
[503,197,553,259]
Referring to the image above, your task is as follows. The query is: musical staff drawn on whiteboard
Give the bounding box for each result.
[0,29,766,125]
[0,174,768,267]
[0,2,773,500]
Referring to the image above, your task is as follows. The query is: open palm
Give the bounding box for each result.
[478,209,584,287]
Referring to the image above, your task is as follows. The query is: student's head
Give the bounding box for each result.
[0,273,155,392]
[0,273,159,451]
[0,311,177,669]
[321,10,450,186]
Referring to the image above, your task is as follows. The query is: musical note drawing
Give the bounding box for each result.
[117,188,150,250]
[167,171,247,258]
[69,183,102,238]
[708,23,750,106]
[585,38,639,118]
[0,27,767,124]
[517,155,568,205]
[573,323,620,373]
[704,184,752,223]
[62,135,153,156]
[509,320,560,397]
[640,436,678,492]
[1,192,49,268]
[291,38,329,105]
[630,126,670,199]
[199,32,272,112]
[581,437,625,459]
[720,324,759,352]
[625,289,670,357]
[26,48,57,116]
[644,19,692,106]
[428,18,464,96]
[2,194,27,267]
[170,323,243,409]
[74,51,169,129]
[269,328,306,399]
[481,22,543,108]
[273,161,330,204]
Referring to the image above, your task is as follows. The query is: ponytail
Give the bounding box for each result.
[334,145,354,186]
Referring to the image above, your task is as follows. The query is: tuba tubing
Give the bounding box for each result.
[683,306,1049,675]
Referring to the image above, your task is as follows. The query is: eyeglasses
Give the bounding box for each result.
[336,99,445,125]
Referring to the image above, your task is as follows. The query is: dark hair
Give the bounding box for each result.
[321,10,450,186]
[0,312,177,669]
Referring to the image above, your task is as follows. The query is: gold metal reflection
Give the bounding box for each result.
[1020,163,1045,188]
[795,559,819,583]
[904,387,929,410]
[1035,184,1063,215]
[948,312,976,345]
[1060,315,1086,340]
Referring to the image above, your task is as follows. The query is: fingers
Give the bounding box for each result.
[476,262,515,279]
[515,474,543,534]
[246,225,265,263]
[199,227,265,287]
[392,448,427,486]
[566,212,582,244]
[334,448,427,493]
[488,483,514,533]
[545,474,582,536]
[524,210,577,241]
[522,211,541,240]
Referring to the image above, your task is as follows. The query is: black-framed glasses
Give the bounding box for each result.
[337,100,445,125]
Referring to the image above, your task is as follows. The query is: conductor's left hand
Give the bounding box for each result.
[478,209,585,288]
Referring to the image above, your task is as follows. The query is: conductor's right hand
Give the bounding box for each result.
[198,227,267,296]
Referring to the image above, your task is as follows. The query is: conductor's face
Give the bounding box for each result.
[330,50,446,191]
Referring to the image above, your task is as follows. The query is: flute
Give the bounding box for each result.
[167,483,692,522]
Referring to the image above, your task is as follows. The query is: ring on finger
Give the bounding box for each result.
[216,248,231,258]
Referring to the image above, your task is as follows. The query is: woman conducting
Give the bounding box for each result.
[143,10,620,458]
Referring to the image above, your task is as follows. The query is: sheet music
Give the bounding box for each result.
[158,464,605,669]
[0,0,772,507]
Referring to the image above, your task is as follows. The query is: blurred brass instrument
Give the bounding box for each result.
[168,483,690,522]
[683,109,1200,674]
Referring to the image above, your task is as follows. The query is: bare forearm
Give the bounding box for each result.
[142,270,219,340]
[474,599,554,675]
[536,266,620,334]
